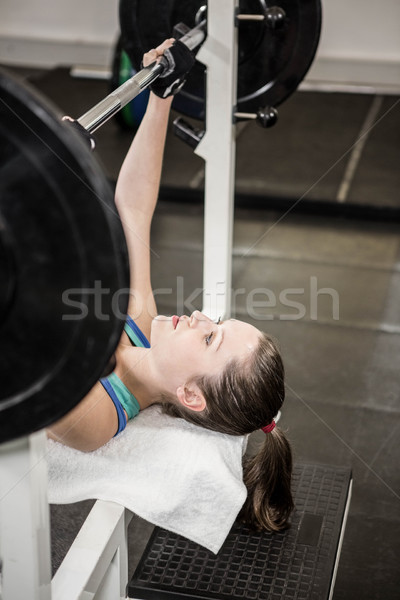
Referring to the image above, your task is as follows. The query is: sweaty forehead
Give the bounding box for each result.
[225,319,261,353]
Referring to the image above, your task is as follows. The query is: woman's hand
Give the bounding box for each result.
[142,38,175,68]
[144,38,196,99]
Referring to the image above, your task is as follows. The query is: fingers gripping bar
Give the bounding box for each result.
[77,22,206,134]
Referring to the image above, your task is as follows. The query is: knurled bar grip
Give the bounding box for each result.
[78,22,206,134]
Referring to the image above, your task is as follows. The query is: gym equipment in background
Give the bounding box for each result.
[119,0,322,125]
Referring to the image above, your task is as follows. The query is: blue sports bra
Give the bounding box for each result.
[100,316,150,436]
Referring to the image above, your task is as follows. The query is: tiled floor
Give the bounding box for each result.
[5,66,399,598]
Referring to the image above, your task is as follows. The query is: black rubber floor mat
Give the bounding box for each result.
[128,463,352,600]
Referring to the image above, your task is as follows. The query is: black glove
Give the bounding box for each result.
[150,40,195,99]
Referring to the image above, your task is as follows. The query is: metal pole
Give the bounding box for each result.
[195,0,238,320]
[52,502,132,600]
[78,22,206,134]
[77,62,163,133]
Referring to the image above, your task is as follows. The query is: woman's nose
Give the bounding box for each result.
[190,310,212,328]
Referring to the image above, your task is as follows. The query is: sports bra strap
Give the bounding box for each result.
[124,315,150,348]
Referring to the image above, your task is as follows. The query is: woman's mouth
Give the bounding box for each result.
[172,315,180,329]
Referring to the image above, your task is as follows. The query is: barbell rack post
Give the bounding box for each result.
[195,0,239,320]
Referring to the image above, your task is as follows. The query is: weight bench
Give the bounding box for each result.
[128,464,352,600]
[48,463,351,599]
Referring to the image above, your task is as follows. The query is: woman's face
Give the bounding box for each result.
[149,310,261,394]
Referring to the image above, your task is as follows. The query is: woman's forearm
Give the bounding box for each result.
[114,93,173,330]
[115,93,173,220]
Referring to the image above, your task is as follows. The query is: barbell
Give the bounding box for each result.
[0,0,321,443]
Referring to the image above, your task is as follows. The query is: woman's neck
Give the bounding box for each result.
[114,345,165,410]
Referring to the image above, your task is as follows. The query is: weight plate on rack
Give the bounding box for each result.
[119,0,321,119]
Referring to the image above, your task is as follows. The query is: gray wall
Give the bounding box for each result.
[0,0,399,87]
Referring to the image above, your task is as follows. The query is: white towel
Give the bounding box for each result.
[47,405,248,554]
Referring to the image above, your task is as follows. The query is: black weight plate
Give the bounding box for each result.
[119,0,321,120]
[0,69,129,443]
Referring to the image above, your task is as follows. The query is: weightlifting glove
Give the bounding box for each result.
[150,40,195,99]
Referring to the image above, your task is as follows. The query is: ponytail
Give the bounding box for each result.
[240,426,294,531]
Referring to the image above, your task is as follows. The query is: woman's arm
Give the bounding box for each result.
[47,41,194,451]
[115,43,174,339]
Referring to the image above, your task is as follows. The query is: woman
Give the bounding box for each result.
[48,39,294,533]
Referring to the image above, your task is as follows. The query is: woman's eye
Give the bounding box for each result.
[205,332,214,345]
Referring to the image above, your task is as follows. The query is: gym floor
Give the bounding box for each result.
[6,66,400,599]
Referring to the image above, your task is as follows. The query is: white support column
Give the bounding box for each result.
[0,431,52,600]
[52,501,132,600]
[195,0,239,320]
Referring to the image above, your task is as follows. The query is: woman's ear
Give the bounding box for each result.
[176,383,206,412]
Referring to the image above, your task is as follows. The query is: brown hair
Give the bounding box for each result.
[162,332,294,532]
